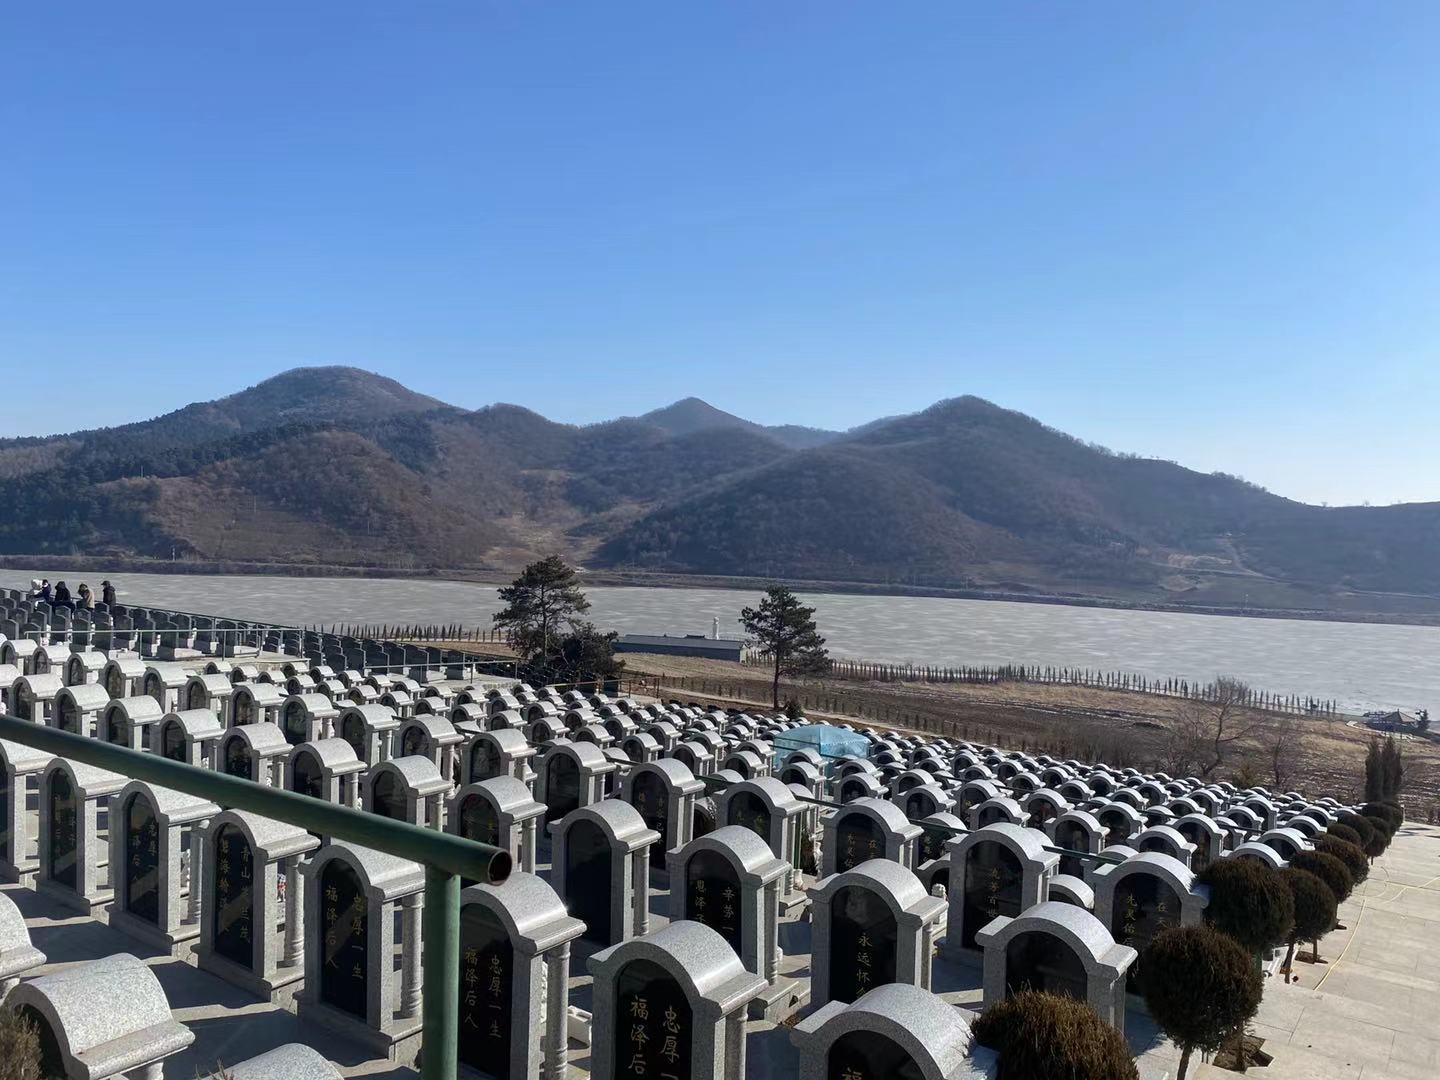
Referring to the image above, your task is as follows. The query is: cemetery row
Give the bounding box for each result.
[0,588,1367,1079]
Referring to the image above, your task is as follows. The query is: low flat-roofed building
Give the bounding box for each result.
[614,633,745,662]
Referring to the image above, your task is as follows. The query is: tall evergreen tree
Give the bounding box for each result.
[492,555,619,685]
[740,585,829,708]
[1364,738,1384,802]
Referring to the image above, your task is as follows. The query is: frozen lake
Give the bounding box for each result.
[3,570,1435,715]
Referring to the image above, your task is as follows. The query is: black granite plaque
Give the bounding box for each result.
[1004,929,1089,1001]
[631,771,670,870]
[458,901,514,1077]
[105,667,125,699]
[1177,822,1210,872]
[105,713,129,747]
[400,726,426,759]
[834,814,884,874]
[961,841,1022,950]
[458,794,501,848]
[57,699,79,735]
[468,739,497,782]
[829,884,898,1003]
[684,849,743,953]
[160,720,185,762]
[212,823,255,969]
[222,738,253,780]
[340,714,367,761]
[726,790,770,843]
[320,859,368,1019]
[827,1029,925,1080]
[48,771,77,890]
[292,750,324,800]
[186,682,207,710]
[125,793,160,925]
[544,753,580,823]
[1111,872,1180,993]
[565,818,613,945]
[0,768,9,864]
[692,799,717,840]
[1052,821,1088,878]
[1099,807,1134,842]
[614,958,692,1079]
[372,772,405,822]
[282,702,307,747]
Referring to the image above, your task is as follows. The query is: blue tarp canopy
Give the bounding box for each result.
[772,724,871,765]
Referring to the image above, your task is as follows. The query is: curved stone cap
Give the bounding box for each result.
[0,736,52,773]
[1134,825,1194,853]
[105,695,165,725]
[450,702,485,725]
[461,871,584,947]
[235,681,285,706]
[339,703,400,732]
[589,919,765,1011]
[948,822,1059,870]
[15,672,64,696]
[558,797,660,849]
[793,982,992,1080]
[292,737,363,773]
[722,776,803,813]
[186,672,233,695]
[974,900,1137,975]
[456,775,542,815]
[46,757,126,797]
[285,693,338,719]
[1174,812,1225,837]
[103,655,145,678]
[144,662,190,687]
[209,808,321,863]
[306,840,423,902]
[162,709,225,740]
[712,768,746,786]
[227,1042,343,1079]
[1260,827,1313,852]
[116,779,219,826]
[626,757,702,793]
[0,664,20,690]
[1048,873,1096,909]
[374,754,449,795]
[675,825,788,884]
[973,796,1025,820]
[0,891,45,975]
[222,721,291,755]
[837,796,920,835]
[1092,850,1200,900]
[474,726,532,755]
[813,857,932,913]
[403,713,462,746]
[55,684,110,711]
[10,952,192,1068]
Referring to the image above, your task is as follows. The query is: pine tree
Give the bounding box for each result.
[739,585,829,709]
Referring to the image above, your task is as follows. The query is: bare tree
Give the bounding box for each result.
[1264,714,1302,790]
[1172,676,1255,778]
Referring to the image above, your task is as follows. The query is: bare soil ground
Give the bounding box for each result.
[438,641,1440,814]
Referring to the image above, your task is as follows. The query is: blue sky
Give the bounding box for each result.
[3,3,1437,507]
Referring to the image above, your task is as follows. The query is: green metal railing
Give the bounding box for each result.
[0,714,510,1080]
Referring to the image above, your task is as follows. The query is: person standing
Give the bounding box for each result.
[77,583,94,610]
[101,580,117,607]
[52,581,72,609]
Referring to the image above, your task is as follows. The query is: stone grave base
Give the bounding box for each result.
[749,974,808,1023]
[296,996,424,1065]
[0,859,39,887]
[198,951,305,1004]
[778,889,810,918]
[35,881,112,917]
[158,646,203,661]
[107,908,202,956]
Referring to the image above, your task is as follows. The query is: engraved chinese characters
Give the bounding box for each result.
[458,904,513,1076]
[684,850,742,952]
[631,771,669,871]
[320,860,367,1019]
[614,959,692,1080]
[213,823,254,969]
[826,1030,925,1080]
[828,886,897,1003]
[961,842,1022,950]
[125,793,160,925]
[47,771,76,890]
[835,815,883,874]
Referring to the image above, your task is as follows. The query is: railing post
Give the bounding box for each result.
[422,866,460,1080]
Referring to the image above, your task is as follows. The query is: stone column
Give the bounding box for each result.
[521,820,538,875]
[134,1064,163,1080]
[400,892,423,1019]
[543,941,571,1080]
[763,880,780,983]
[282,854,304,967]
[632,850,649,937]
[187,826,204,924]
[428,793,445,831]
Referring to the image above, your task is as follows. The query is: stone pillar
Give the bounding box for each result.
[400,892,423,1019]
[521,820,538,875]
[763,880,780,984]
[543,941,571,1080]
[187,828,204,924]
[283,854,304,967]
[632,850,649,937]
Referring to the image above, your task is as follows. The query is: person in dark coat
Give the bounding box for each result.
[101,580,117,607]
[39,579,53,603]
[52,581,72,609]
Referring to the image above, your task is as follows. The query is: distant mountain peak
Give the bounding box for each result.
[638,397,841,450]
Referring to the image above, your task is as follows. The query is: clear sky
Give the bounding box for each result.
[4,3,1438,507]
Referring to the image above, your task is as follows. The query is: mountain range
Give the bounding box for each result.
[1,366,1436,615]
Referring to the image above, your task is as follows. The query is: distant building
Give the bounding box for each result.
[1366,710,1422,733]
[614,633,745,662]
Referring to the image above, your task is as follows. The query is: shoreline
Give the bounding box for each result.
[3,554,1439,627]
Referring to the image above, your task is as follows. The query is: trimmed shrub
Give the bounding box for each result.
[1336,813,1376,850]
[1314,837,1369,886]
[1326,823,1362,848]
[1196,857,1294,955]
[1140,926,1262,1080]
[1361,816,1391,858]
[1289,850,1353,906]
[0,1005,43,1080]
[972,990,1139,1080]
[1282,867,1338,969]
